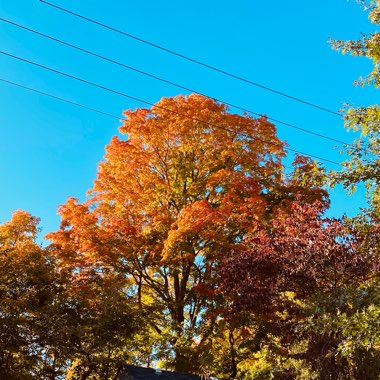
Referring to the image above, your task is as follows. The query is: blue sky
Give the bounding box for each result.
[0,0,378,237]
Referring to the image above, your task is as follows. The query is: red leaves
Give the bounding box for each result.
[219,200,379,315]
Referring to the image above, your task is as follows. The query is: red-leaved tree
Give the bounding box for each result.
[219,200,378,316]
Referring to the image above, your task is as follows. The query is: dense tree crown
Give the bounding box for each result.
[47,94,295,372]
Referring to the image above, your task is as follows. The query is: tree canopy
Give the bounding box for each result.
[47,94,313,373]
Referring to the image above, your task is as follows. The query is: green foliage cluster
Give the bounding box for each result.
[330,0,380,203]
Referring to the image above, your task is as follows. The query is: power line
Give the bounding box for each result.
[0,50,342,166]
[38,0,342,117]
[0,17,348,145]
[0,50,341,166]
[0,76,297,172]
[0,78,123,120]
[0,78,326,173]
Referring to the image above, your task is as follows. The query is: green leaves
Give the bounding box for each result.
[330,2,380,207]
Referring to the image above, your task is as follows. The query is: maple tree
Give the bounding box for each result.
[219,200,380,379]
[220,200,376,314]
[47,93,323,372]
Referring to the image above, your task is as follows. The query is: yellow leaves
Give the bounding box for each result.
[0,210,40,248]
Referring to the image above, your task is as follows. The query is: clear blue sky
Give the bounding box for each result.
[0,0,378,238]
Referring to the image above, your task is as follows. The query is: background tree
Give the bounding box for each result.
[0,210,140,380]
[330,0,380,206]
[219,200,380,379]
[0,211,65,379]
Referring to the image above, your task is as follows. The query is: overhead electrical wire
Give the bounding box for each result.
[0,17,348,145]
[0,77,295,172]
[38,0,342,117]
[0,78,122,120]
[0,76,332,172]
[0,51,341,166]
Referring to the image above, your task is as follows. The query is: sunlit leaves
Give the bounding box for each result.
[47,94,291,372]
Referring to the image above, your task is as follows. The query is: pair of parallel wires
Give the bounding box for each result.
[0,0,347,166]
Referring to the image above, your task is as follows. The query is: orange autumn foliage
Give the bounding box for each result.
[47,94,314,371]
[49,94,285,261]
